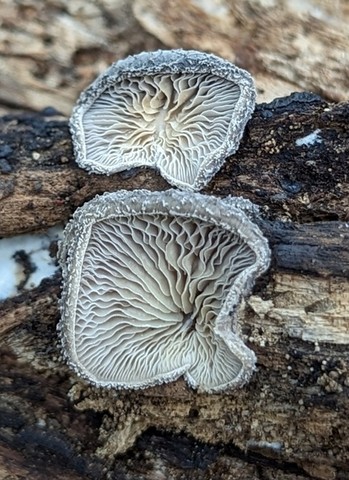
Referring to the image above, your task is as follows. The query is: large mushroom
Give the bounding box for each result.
[70,50,256,191]
[58,189,270,392]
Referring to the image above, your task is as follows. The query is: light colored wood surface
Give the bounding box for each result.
[0,0,348,116]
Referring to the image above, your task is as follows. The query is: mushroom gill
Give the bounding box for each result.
[70,50,256,191]
[58,189,270,392]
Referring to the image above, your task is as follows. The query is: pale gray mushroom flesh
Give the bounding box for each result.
[70,49,256,191]
[58,190,270,392]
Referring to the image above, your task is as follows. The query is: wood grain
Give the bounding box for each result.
[0,94,349,479]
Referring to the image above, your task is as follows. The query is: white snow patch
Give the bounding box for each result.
[247,440,283,451]
[0,225,63,301]
[296,129,322,147]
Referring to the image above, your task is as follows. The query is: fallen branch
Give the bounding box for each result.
[0,93,348,480]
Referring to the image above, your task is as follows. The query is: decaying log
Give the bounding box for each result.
[1,92,348,239]
[0,93,349,480]
[133,0,349,103]
[1,0,349,115]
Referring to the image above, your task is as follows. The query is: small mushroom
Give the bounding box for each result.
[58,189,270,392]
[70,49,255,191]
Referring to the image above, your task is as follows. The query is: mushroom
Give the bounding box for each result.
[58,189,270,392]
[70,49,256,191]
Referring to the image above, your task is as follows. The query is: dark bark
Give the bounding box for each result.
[0,93,349,480]
[1,92,348,238]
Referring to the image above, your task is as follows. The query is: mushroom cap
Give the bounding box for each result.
[70,49,256,191]
[58,189,270,392]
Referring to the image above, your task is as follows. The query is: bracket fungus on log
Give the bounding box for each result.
[70,49,256,191]
[58,189,270,393]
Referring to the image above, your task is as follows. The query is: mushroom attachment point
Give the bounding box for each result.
[58,190,270,392]
[70,49,256,191]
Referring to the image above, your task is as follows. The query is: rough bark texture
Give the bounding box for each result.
[1,92,349,237]
[0,94,349,480]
